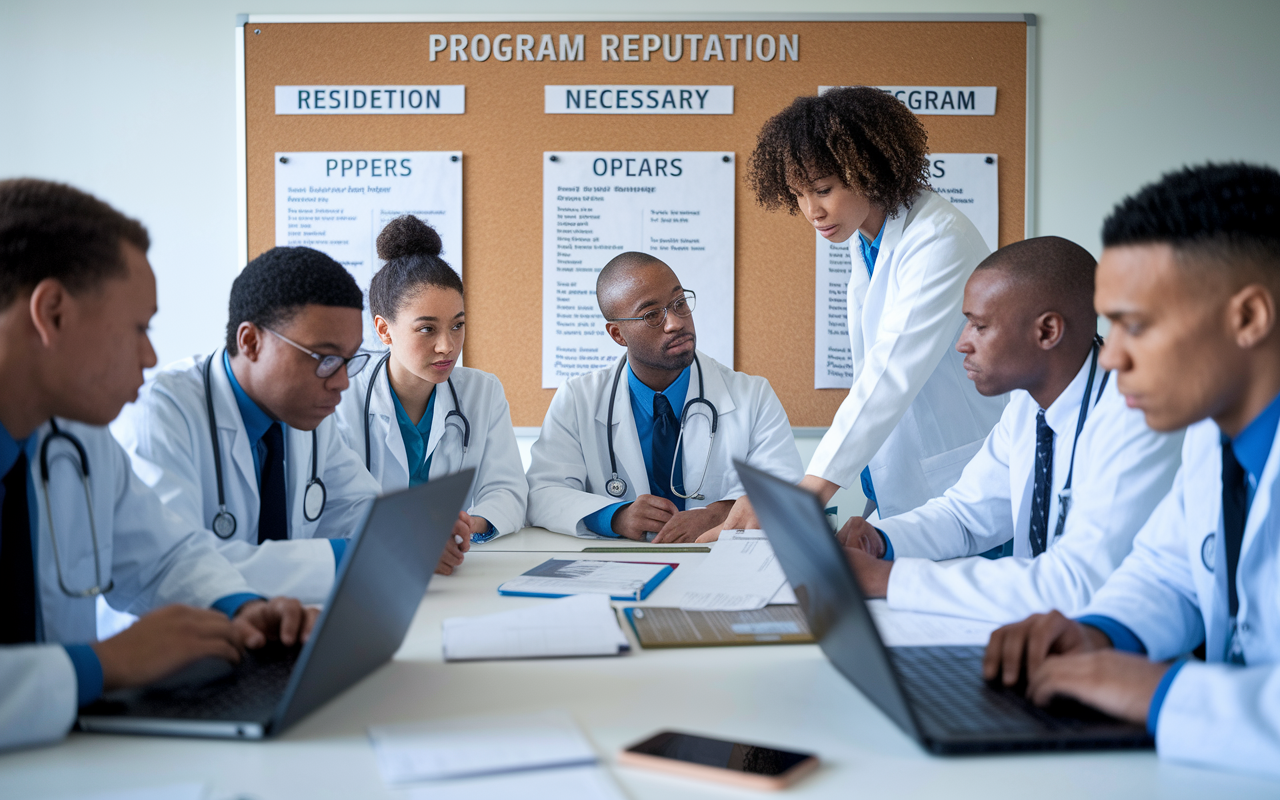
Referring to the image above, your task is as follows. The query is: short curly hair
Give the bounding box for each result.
[748,86,931,217]
[1102,163,1280,291]
[0,178,150,308]
[226,246,364,353]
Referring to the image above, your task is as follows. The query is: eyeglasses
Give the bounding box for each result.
[606,291,696,328]
[265,328,371,378]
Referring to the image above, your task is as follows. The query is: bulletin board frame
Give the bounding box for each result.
[235,13,1037,427]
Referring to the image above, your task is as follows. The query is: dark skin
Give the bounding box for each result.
[0,242,317,692]
[838,267,1098,596]
[602,262,732,543]
[984,243,1280,725]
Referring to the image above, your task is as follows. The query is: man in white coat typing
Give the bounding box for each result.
[113,247,384,603]
[0,179,316,751]
[527,252,803,542]
[838,236,1183,623]
[985,163,1280,777]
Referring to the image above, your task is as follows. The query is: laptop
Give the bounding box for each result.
[78,469,474,740]
[734,461,1153,755]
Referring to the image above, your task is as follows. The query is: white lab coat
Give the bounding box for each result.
[111,352,381,603]
[334,363,528,536]
[1081,419,1280,777]
[1,420,254,751]
[807,190,1007,517]
[527,352,804,537]
[877,354,1184,622]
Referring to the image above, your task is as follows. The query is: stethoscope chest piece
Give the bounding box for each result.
[303,477,327,522]
[211,508,237,539]
[606,477,628,498]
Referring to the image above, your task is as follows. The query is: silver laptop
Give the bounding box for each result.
[735,461,1152,755]
[78,469,473,739]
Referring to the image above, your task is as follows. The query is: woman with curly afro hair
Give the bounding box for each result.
[712,86,1005,536]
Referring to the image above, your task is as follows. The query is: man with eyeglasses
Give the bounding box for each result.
[112,246,397,605]
[527,252,803,542]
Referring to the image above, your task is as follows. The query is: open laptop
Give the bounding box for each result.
[735,462,1153,755]
[78,469,474,740]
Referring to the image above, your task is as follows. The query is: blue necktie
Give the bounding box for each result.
[258,423,288,543]
[0,451,36,643]
[1029,410,1053,556]
[1221,438,1248,664]
[652,394,685,511]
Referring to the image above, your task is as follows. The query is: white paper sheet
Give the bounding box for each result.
[499,559,671,600]
[368,710,597,785]
[813,153,998,389]
[64,785,204,800]
[404,765,626,800]
[677,538,788,611]
[274,151,462,349]
[442,594,628,661]
[542,151,735,387]
[867,599,1000,646]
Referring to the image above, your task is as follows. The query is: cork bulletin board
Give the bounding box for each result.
[239,14,1034,426]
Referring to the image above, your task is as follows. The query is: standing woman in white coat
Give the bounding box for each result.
[336,216,527,556]
[715,86,1006,533]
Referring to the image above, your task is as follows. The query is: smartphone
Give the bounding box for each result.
[617,730,818,790]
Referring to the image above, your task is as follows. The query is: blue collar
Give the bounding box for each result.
[1231,389,1280,485]
[223,350,276,446]
[857,219,886,275]
[0,422,30,478]
[390,382,437,438]
[626,362,691,420]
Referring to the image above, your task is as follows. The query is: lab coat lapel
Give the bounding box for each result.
[1008,407,1035,558]
[593,363,650,497]
[372,369,411,482]
[212,352,261,509]
[679,354,733,492]
[424,380,452,468]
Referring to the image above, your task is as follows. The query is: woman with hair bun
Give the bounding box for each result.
[712,86,1006,537]
[335,215,527,573]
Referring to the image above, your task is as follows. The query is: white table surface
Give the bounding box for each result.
[3,543,1278,799]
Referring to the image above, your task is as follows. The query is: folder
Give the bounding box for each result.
[497,558,676,602]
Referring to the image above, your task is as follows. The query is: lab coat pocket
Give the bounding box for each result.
[919,439,984,498]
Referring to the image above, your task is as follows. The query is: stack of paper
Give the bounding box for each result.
[442,594,629,661]
[676,538,789,611]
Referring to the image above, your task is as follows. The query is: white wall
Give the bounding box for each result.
[2,0,1276,518]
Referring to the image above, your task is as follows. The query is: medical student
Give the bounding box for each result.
[836,236,1183,623]
[712,86,1005,536]
[0,179,317,751]
[527,252,803,542]
[335,215,527,546]
[114,247,463,600]
[984,164,1280,777]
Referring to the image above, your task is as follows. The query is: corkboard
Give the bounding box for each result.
[243,19,1029,426]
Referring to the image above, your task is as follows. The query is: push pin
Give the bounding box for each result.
[279,156,289,164]
[549,155,559,162]
[985,156,994,164]
[722,155,731,163]
[451,155,459,162]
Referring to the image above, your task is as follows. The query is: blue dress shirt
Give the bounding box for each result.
[1078,388,1280,736]
[857,220,885,508]
[224,352,348,565]
[583,364,691,537]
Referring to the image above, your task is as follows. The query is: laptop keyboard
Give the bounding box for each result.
[125,643,299,721]
[888,646,1119,736]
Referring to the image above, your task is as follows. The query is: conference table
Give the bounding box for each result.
[2,528,1277,799]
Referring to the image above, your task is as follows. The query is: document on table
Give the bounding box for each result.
[867,600,1000,646]
[368,710,598,785]
[442,594,629,661]
[677,538,788,611]
[404,765,626,800]
[498,558,675,601]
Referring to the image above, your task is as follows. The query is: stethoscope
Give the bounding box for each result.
[202,352,326,539]
[1052,336,1111,541]
[605,353,719,501]
[362,352,470,471]
[39,419,114,597]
